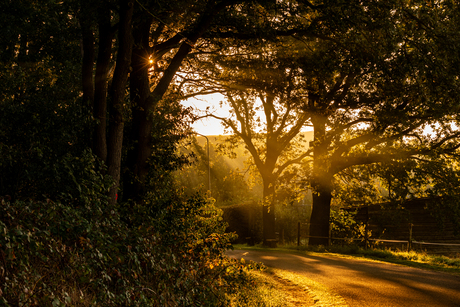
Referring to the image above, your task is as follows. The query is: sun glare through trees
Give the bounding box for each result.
[2,0,460,305]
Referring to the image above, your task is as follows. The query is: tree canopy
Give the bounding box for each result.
[189,0,460,244]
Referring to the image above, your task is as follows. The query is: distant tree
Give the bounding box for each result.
[207,86,311,245]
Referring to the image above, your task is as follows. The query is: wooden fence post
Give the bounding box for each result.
[297,222,301,247]
[409,223,413,251]
[365,222,369,250]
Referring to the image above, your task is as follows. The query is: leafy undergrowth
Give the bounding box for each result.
[0,192,261,306]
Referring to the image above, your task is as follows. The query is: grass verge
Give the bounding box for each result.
[228,267,346,306]
[270,268,347,307]
[227,269,298,307]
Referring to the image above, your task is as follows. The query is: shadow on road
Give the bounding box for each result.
[227,249,460,307]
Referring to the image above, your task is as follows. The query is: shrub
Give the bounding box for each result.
[330,209,367,245]
[1,189,255,306]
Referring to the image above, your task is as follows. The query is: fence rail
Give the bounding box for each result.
[294,222,460,253]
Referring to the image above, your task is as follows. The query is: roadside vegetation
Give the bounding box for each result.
[0,193,260,306]
[228,269,300,307]
[228,267,346,307]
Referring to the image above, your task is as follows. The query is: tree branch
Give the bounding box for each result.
[275,149,313,177]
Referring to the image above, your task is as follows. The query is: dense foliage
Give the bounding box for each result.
[0,174,255,306]
[0,1,264,304]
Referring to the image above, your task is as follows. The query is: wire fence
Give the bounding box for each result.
[292,222,460,254]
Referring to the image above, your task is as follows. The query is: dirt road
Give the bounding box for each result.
[227,249,460,307]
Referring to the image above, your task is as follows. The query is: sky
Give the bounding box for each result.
[184,94,441,139]
[183,93,315,136]
[182,93,231,136]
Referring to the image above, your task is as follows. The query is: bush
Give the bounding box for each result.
[330,209,367,245]
[0,62,91,201]
[0,189,256,306]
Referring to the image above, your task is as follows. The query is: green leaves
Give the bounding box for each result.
[0,183,252,306]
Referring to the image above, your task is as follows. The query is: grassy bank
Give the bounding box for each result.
[227,267,345,307]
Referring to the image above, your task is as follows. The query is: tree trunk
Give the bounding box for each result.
[79,3,94,109]
[78,1,95,148]
[123,17,154,202]
[124,5,220,201]
[262,177,277,247]
[106,0,134,205]
[124,16,198,201]
[309,179,332,246]
[309,114,333,246]
[92,6,113,163]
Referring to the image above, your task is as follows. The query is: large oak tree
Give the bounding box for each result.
[299,0,460,245]
[198,0,460,245]
[210,88,311,246]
